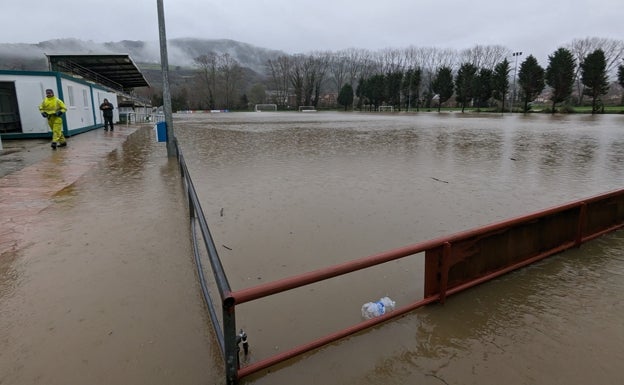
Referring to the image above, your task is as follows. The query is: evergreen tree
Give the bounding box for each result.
[402,67,422,111]
[368,74,386,110]
[617,65,624,105]
[474,68,493,109]
[358,74,386,111]
[492,59,511,112]
[337,83,354,111]
[581,49,610,114]
[545,48,576,113]
[455,63,478,112]
[386,71,404,110]
[517,55,545,112]
[431,66,454,112]
[355,76,366,110]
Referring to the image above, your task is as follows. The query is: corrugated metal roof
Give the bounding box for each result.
[47,54,150,90]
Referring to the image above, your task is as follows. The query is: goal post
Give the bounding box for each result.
[377,105,394,112]
[298,106,317,112]
[254,104,277,112]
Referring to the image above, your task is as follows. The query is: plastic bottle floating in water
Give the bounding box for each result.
[361,297,396,319]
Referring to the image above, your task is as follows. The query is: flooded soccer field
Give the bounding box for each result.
[174,111,624,384]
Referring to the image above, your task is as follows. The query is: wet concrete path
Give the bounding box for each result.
[4,112,624,385]
[0,126,221,384]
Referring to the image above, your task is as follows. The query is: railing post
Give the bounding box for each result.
[576,202,587,247]
[187,190,195,219]
[223,296,239,384]
[424,246,443,298]
[439,242,451,304]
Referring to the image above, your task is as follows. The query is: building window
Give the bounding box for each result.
[67,86,75,107]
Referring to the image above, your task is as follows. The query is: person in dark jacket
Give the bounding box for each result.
[99,99,115,131]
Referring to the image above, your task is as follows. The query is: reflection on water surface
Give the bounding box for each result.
[175,112,624,384]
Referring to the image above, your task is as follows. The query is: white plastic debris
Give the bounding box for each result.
[361,296,396,319]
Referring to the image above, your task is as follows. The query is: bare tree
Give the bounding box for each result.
[281,53,331,108]
[348,49,375,87]
[266,56,291,107]
[328,52,349,93]
[302,55,317,106]
[339,48,373,106]
[311,51,332,107]
[403,46,430,106]
[377,48,405,74]
[459,44,510,70]
[289,54,306,107]
[219,53,243,110]
[358,49,381,82]
[194,52,219,109]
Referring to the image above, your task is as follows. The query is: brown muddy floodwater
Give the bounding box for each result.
[1,112,623,385]
[175,111,624,385]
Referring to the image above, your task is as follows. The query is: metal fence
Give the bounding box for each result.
[123,113,164,125]
[173,138,624,384]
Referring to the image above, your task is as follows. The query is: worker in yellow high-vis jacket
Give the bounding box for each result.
[39,89,68,149]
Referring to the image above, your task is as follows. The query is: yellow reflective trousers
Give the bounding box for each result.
[47,115,66,144]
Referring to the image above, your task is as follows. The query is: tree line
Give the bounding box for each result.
[161,37,624,113]
[358,46,617,114]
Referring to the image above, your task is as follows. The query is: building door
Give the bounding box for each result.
[0,82,22,133]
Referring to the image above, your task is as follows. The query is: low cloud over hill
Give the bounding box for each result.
[0,37,284,74]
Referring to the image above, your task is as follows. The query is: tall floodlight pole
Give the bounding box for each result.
[157,0,176,157]
[511,51,522,112]
[407,68,412,112]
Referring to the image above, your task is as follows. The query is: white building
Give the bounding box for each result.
[0,54,150,139]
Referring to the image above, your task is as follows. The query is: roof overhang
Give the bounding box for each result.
[46,54,150,90]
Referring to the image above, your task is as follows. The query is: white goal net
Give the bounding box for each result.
[254,104,277,112]
[377,105,394,112]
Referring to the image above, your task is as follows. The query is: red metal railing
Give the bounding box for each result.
[176,133,624,383]
[225,188,624,381]
[176,135,624,384]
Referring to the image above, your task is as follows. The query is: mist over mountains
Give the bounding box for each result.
[0,37,285,74]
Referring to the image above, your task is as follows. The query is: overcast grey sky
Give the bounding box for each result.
[4,0,622,63]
